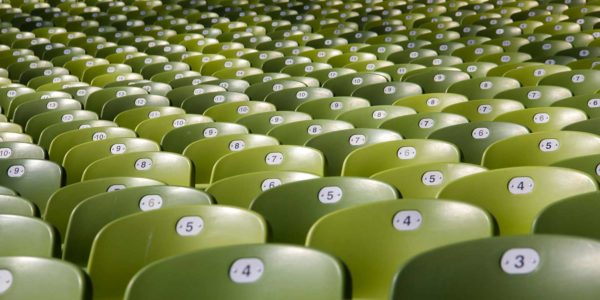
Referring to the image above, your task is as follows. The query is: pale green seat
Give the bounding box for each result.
[44,177,164,242]
[0,257,88,300]
[553,94,600,119]
[438,166,598,235]
[180,91,249,114]
[552,154,600,184]
[99,94,170,121]
[165,84,226,107]
[296,96,370,120]
[392,93,468,113]
[87,205,266,300]
[210,145,324,183]
[322,72,389,96]
[48,126,136,163]
[63,186,212,268]
[203,101,276,122]
[392,235,600,300]
[429,121,530,164]
[62,137,161,184]
[0,141,45,160]
[495,86,573,108]
[371,163,488,198]
[351,81,423,106]
[341,139,461,177]
[206,171,318,208]
[250,177,398,244]
[336,106,417,128]
[307,199,494,300]
[125,244,346,300]
[266,119,354,145]
[379,112,469,139]
[82,151,193,186]
[114,107,186,130]
[305,128,402,176]
[236,111,312,134]
[134,114,213,144]
[85,86,147,113]
[503,64,572,86]
[494,107,588,132]
[263,86,333,110]
[0,195,38,216]
[538,70,600,96]
[482,131,600,169]
[442,99,525,122]
[403,69,470,93]
[161,122,249,153]
[446,76,521,100]
[38,120,116,151]
[182,134,279,188]
[0,158,62,213]
[0,214,56,257]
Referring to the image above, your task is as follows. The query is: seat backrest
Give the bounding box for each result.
[0,158,62,213]
[482,131,600,169]
[392,235,600,300]
[0,214,55,257]
[48,126,137,163]
[125,244,346,300]
[161,122,249,153]
[210,145,324,183]
[494,107,587,132]
[0,256,88,300]
[82,151,193,186]
[535,191,600,240]
[438,166,598,235]
[0,195,37,216]
[250,177,398,244]
[88,205,266,300]
[44,177,164,241]
[307,199,494,299]
[64,185,212,268]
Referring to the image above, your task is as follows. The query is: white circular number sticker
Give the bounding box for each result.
[372,110,387,119]
[418,118,434,128]
[318,186,343,204]
[0,269,13,294]
[478,104,492,114]
[349,134,366,146]
[110,144,127,154]
[269,116,284,125]
[237,105,250,114]
[7,165,24,177]
[92,132,108,141]
[229,258,264,283]
[0,148,12,158]
[397,147,417,159]
[500,248,540,274]
[421,171,443,186]
[508,177,534,194]
[107,184,126,192]
[307,125,322,135]
[393,210,422,231]
[62,114,74,122]
[135,158,153,170]
[176,216,204,236]
[203,128,218,137]
[472,127,490,139]
[533,113,550,124]
[539,139,559,152]
[172,119,186,128]
[265,152,284,165]
[588,99,600,108]
[572,74,585,83]
[261,178,282,191]
[139,195,163,211]
[229,140,245,151]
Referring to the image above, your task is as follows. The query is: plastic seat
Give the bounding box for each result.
[0,159,62,213]
[441,99,523,122]
[482,131,600,169]
[295,96,370,120]
[341,139,460,177]
[519,40,573,58]
[81,63,133,83]
[335,106,416,128]
[538,70,600,96]
[99,94,170,120]
[0,214,55,257]
[495,86,572,108]
[392,235,600,299]
[114,106,186,130]
[322,72,389,96]
[12,98,82,128]
[63,137,160,184]
[305,67,356,85]
[392,93,468,113]
[210,145,323,183]
[263,87,333,110]
[403,69,470,93]
[371,162,488,198]
[85,86,147,113]
[503,64,572,86]
[552,93,600,119]
[0,193,37,217]
[134,114,212,144]
[307,199,493,299]
[48,126,136,163]
[200,101,274,123]
[244,79,306,101]
[125,244,345,300]
[82,151,193,186]
[38,120,116,151]
[447,77,521,100]
[350,81,422,106]
[0,256,88,299]
[266,119,353,145]
[305,128,402,176]
[494,107,587,132]
[236,111,311,134]
[439,166,597,235]
[63,185,212,268]
[166,84,227,107]
[379,112,469,139]
[251,177,397,244]
[7,90,72,120]
[0,141,42,160]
